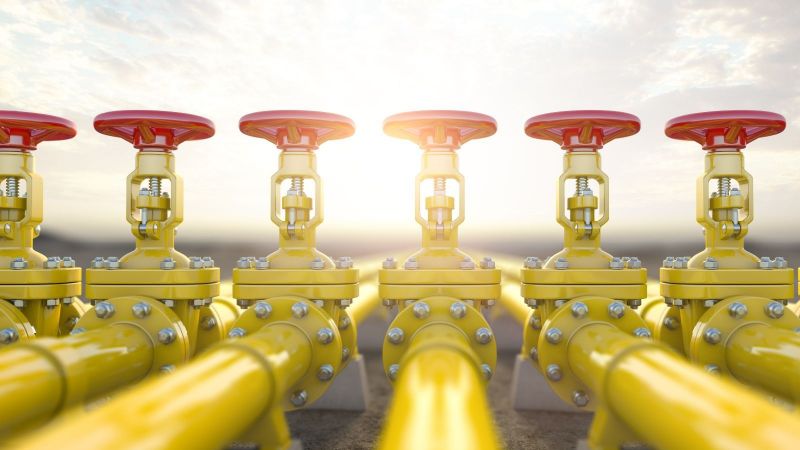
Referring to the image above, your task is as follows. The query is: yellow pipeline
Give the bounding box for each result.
[726,324,800,402]
[0,324,152,435]
[348,278,380,326]
[378,324,500,450]
[12,323,311,450]
[567,324,800,449]
[499,281,530,326]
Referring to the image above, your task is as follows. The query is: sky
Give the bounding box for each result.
[1,0,799,246]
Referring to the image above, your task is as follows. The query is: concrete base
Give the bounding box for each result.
[510,354,590,413]
[308,354,369,411]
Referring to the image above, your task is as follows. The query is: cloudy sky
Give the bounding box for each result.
[1,0,798,247]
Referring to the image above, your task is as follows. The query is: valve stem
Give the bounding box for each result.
[434,177,446,195]
[290,177,304,196]
[149,177,161,197]
[717,177,730,197]
[5,177,18,197]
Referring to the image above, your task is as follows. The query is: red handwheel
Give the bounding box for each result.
[665,110,786,150]
[94,110,215,150]
[383,110,496,150]
[0,111,76,151]
[525,110,640,151]
[239,110,355,150]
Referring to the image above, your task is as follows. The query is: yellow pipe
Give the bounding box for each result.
[567,324,800,449]
[378,324,500,450]
[0,323,152,435]
[348,279,380,326]
[499,281,529,326]
[12,323,311,450]
[727,324,800,402]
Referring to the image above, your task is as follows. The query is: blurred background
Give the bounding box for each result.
[2,0,799,274]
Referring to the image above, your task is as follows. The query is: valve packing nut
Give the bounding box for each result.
[317,364,335,381]
[479,257,495,269]
[765,301,784,319]
[160,258,176,270]
[317,327,334,344]
[570,302,589,319]
[387,327,405,345]
[609,257,624,270]
[703,257,719,270]
[633,327,652,338]
[555,258,569,270]
[0,328,19,344]
[158,327,177,344]
[382,257,397,269]
[480,364,493,380]
[545,328,563,344]
[291,302,309,319]
[607,301,626,319]
[450,302,468,319]
[475,327,493,345]
[131,302,151,319]
[728,302,748,319]
[545,364,563,381]
[290,390,308,407]
[94,301,115,319]
[387,364,400,381]
[572,390,590,407]
[228,327,246,338]
[310,258,325,270]
[704,328,722,344]
[254,301,272,319]
[412,302,430,319]
[460,258,475,270]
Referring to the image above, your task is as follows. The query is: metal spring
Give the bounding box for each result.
[434,177,446,193]
[291,177,304,195]
[149,178,161,196]
[718,177,731,197]
[575,177,588,196]
[5,177,17,197]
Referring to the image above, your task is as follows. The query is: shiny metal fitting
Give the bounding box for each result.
[570,302,589,319]
[228,327,246,338]
[545,328,563,344]
[94,301,115,319]
[387,327,405,345]
[158,327,177,344]
[449,301,468,319]
[475,327,493,345]
[607,301,625,319]
[412,302,430,319]
[316,327,334,344]
[254,301,272,319]
[131,302,151,319]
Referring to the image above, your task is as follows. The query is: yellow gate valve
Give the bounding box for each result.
[379,110,500,384]
[0,111,83,345]
[520,110,648,370]
[654,110,800,401]
[231,110,359,413]
[83,110,235,360]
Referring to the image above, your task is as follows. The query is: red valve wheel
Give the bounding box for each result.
[524,110,640,151]
[383,110,496,150]
[0,111,76,151]
[665,110,786,151]
[239,110,355,150]
[94,110,215,151]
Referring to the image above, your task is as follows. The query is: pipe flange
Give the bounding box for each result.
[58,298,90,336]
[382,296,497,382]
[195,297,241,354]
[691,296,800,374]
[522,308,544,368]
[641,298,684,354]
[537,296,649,410]
[338,308,357,367]
[232,296,342,410]
[0,299,35,345]
[76,296,190,374]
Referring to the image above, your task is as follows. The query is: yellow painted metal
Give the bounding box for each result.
[0,298,35,345]
[0,149,84,338]
[13,324,312,450]
[790,300,800,316]
[195,296,241,354]
[726,323,800,402]
[567,323,800,449]
[638,296,683,353]
[499,281,529,327]
[378,333,500,450]
[0,323,152,436]
[348,278,380,326]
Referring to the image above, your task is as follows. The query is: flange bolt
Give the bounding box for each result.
[546,364,563,381]
[412,302,430,319]
[765,301,784,319]
[254,302,272,319]
[704,328,722,344]
[475,327,493,345]
[387,327,405,345]
[570,302,589,319]
[95,301,115,319]
[132,302,151,319]
[450,302,467,319]
[608,301,625,319]
[728,302,748,319]
[317,364,335,381]
[545,328,563,344]
[291,302,309,319]
[158,327,177,344]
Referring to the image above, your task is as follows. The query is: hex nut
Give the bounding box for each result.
[765,301,784,319]
[572,390,589,407]
[94,301,115,319]
[609,257,624,270]
[382,257,397,269]
[555,258,569,270]
[387,327,405,345]
[412,302,430,319]
[291,302,309,319]
[131,302,152,319]
[200,316,217,330]
[728,302,748,319]
[290,390,308,407]
[607,301,625,319]
[228,327,246,338]
[703,257,719,270]
[703,328,722,344]
[479,257,495,269]
[254,301,272,319]
[529,346,538,361]
[310,258,325,270]
[460,258,475,270]
[545,364,562,381]
[545,328,563,344]
[480,364,493,380]
[404,258,419,270]
[570,302,589,319]
[9,258,27,270]
[189,257,204,269]
[317,364,335,381]
[524,257,542,269]
[387,364,400,381]
[475,327,493,345]
[158,327,177,344]
[160,258,176,270]
[0,328,19,344]
[633,327,652,338]
[317,327,334,344]
[450,302,468,319]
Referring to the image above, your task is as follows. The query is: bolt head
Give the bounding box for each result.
[765,301,785,319]
[387,327,405,345]
[189,257,204,269]
[158,327,177,344]
[200,316,217,330]
[703,257,719,270]
[290,390,308,407]
[607,301,625,319]
[291,302,309,319]
[524,257,542,269]
[412,302,430,319]
[633,327,652,338]
[317,327,334,344]
[705,364,721,375]
[310,258,325,270]
[545,364,563,381]
[545,328,563,344]
[479,257,495,269]
[160,258,176,270]
[663,316,680,330]
[449,301,468,319]
[555,258,569,270]
[254,301,272,319]
[570,302,589,319]
[404,258,419,270]
[728,302,748,319]
[475,327,493,345]
[459,258,475,270]
[94,301,115,319]
[338,315,351,329]
[703,328,722,344]
[0,328,19,344]
[529,346,539,361]
[572,390,590,407]
[228,327,246,338]
[317,364,335,381]
[387,364,400,381]
[131,302,151,319]
[382,257,397,269]
[480,363,493,380]
[609,257,624,270]
[9,258,27,270]
[529,313,542,330]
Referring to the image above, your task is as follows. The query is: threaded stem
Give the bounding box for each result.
[575,177,588,196]
[718,177,731,197]
[291,177,304,195]
[434,177,446,194]
[149,178,161,196]
[5,177,17,197]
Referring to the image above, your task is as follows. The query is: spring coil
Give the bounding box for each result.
[434,177,446,193]
[291,177,304,195]
[5,177,17,197]
[149,177,161,196]
[718,177,731,197]
[575,177,588,196]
